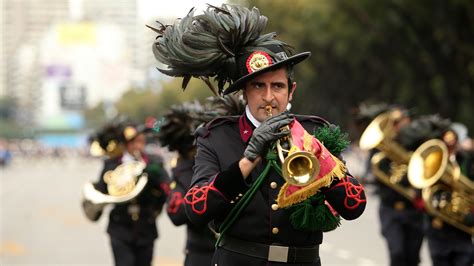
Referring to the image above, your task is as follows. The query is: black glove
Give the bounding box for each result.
[244,111,294,161]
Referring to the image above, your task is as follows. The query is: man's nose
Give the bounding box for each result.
[262,86,274,102]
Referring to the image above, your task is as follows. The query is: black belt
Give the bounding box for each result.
[218,236,320,263]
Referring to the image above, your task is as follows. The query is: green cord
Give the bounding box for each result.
[215,151,279,247]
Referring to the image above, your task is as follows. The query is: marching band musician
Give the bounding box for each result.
[158,96,245,266]
[158,102,216,266]
[358,104,426,266]
[406,118,474,266]
[85,123,170,266]
[150,4,366,265]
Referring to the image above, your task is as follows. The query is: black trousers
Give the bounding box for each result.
[427,235,473,266]
[379,204,424,266]
[110,236,155,266]
[184,250,214,266]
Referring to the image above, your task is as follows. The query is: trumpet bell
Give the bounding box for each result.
[408,139,448,189]
[282,151,320,186]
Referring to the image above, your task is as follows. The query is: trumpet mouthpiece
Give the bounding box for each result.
[265,105,273,116]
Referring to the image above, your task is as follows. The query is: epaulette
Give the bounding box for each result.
[295,114,330,127]
[194,116,240,138]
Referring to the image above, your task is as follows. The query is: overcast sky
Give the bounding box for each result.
[138,0,227,21]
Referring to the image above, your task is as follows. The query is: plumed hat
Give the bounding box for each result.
[396,114,452,150]
[155,101,205,155]
[149,4,310,96]
[88,121,126,158]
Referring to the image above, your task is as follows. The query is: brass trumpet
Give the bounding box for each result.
[265,106,320,186]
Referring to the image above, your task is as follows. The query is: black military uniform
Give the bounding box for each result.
[92,125,170,266]
[422,133,474,266]
[397,114,473,266]
[158,102,226,266]
[184,114,366,266]
[149,4,366,265]
[374,159,425,266]
[357,104,424,266]
[375,128,425,266]
[166,156,216,266]
[425,214,473,266]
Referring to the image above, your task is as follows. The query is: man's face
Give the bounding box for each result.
[243,67,296,122]
[126,133,146,155]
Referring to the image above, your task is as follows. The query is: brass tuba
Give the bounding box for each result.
[81,161,149,221]
[408,139,474,235]
[359,111,416,200]
[266,106,320,186]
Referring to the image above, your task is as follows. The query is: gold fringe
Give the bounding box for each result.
[276,154,346,208]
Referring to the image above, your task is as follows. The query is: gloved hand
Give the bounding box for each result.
[244,111,294,161]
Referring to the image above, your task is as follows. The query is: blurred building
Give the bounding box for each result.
[1,0,164,129]
[2,0,70,125]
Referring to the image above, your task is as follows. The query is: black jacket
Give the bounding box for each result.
[166,156,216,253]
[95,153,170,243]
[184,114,366,248]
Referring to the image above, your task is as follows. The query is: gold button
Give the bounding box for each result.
[272,227,279,234]
[271,204,279,211]
[394,201,405,211]
[270,182,277,189]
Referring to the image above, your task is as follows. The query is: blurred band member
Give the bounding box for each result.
[88,123,170,266]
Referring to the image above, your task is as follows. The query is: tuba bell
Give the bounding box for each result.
[266,106,320,186]
[81,161,149,221]
[359,111,416,200]
[408,139,474,235]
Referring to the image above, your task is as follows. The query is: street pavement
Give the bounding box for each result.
[0,155,431,265]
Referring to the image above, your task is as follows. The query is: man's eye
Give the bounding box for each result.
[273,84,285,89]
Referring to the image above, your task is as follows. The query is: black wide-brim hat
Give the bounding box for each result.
[224,44,311,95]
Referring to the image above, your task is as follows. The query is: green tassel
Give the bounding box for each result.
[314,125,350,156]
[289,194,341,232]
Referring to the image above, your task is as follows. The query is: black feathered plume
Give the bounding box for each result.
[88,121,127,158]
[207,94,246,116]
[156,101,206,155]
[149,4,291,95]
[397,114,452,150]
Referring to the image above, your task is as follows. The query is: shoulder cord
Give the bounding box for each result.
[215,150,282,247]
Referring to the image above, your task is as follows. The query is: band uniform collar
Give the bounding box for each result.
[239,106,257,143]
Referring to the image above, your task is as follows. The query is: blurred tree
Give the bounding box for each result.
[83,102,108,129]
[83,78,215,128]
[240,0,474,133]
[0,96,16,120]
[0,96,32,138]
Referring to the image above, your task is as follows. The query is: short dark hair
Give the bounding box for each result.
[286,64,295,90]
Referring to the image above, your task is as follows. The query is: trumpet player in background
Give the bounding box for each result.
[357,103,426,266]
[406,118,473,266]
[150,4,366,265]
[83,122,170,266]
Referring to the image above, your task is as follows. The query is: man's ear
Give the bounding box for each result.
[288,82,296,101]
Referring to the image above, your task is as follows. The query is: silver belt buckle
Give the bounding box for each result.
[268,245,289,263]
